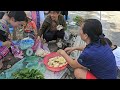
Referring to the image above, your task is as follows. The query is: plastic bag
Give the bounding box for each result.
[19,37,34,50]
[35,41,50,57]
[42,43,50,52]
[64,31,70,41]
[33,37,50,52]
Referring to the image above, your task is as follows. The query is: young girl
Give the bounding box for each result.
[57,19,117,79]
[0,11,27,69]
[23,11,37,39]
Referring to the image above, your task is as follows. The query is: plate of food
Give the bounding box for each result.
[43,52,68,72]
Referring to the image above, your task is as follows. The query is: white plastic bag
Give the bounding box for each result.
[64,31,69,41]
[57,25,63,31]
[35,40,50,57]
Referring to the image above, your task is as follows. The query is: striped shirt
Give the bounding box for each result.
[0,19,9,46]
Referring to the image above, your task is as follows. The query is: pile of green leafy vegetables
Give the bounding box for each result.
[12,68,44,79]
[73,16,84,26]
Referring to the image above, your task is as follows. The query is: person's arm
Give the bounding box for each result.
[73,45,86,51]
[38,20,49,37]
[57,49,86,69]
[64,45,86,54]
[0,41,11,47]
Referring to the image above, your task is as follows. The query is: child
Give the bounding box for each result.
[24,11,37,39]
[105,38,120,69]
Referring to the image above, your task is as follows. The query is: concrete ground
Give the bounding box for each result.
[68,11,120,46]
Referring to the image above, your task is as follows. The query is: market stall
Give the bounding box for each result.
[0,35,71,79]
[0,14,84,79]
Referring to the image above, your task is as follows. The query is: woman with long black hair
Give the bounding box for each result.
[57,19,117,79]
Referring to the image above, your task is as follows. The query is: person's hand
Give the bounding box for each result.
[34,32,38,38]
[36,36,41,41]
[40,35,46,44]
[8,34,12,40]
[57,25,63,31]
[37,35,46,43]
[34,31,38,36]
[2,41,11,48]
[64,47,75,54]
[57,49,66,55]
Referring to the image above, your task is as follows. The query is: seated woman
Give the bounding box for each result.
[0,11,27,69]
[57,19,117,79]
[38,11,67,42]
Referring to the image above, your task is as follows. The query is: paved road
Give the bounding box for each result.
[68,11,120,46]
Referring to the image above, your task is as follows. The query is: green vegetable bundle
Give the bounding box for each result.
[12,68,44,79]
[73,16,84,26]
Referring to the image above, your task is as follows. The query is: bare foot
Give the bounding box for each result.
[0,61,3,69]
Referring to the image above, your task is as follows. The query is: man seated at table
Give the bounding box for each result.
[38,11,67,43]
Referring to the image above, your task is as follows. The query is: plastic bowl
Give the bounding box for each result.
[43,52,68,72]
